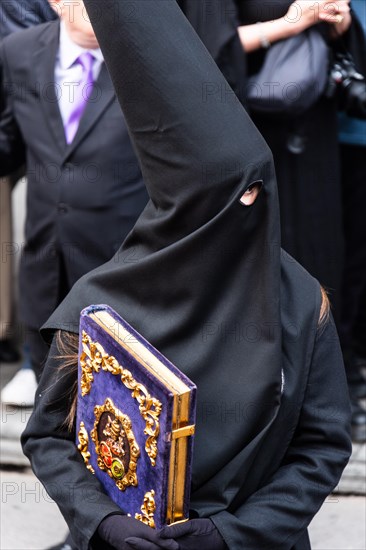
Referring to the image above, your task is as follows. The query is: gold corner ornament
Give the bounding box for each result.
[135,490,156,529]
[80,331,162,466]
[91,398,140,491]
[77,421,95,474]
[80,332,105,396]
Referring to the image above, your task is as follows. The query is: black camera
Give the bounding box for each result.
[326,52,366,119]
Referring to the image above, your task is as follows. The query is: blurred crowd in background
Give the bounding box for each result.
[0,0,366,447]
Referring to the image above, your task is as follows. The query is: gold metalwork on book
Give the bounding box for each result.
[171,425,195,440]
[91,398,140,491]
[77,421,95,474]
[80,331,162,465]
[135,490,156,529]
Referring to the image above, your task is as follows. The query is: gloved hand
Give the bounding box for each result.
[97,514,179,550]
[160,518,228,550]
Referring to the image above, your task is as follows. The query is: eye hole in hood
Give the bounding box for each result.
[239,180,263,206]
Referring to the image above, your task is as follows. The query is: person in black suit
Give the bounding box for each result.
[0,0,148,404]
[0,0,55,365]
[0,0,56,384]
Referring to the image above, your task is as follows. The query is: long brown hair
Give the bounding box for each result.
[57,288,331,431]
[55,330,79,430]
[319,287,330,327]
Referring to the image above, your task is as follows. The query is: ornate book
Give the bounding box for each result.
[76,305,197,529]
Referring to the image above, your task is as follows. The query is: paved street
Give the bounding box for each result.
[1,469,69,549]
[0,467,365,549]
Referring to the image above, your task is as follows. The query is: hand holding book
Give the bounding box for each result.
[153,519,228,550]
[96,514,178,550]
[96,515,227,550]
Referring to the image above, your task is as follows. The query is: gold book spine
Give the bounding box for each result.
[166,392,194,524]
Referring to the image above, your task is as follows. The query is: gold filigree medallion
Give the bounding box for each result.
[80,331,162,465]
[91,398,140,491]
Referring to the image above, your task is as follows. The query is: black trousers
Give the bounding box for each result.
[339,143,366,375]
[25,250,70,382]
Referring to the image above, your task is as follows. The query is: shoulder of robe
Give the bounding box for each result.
[280,249,322,345]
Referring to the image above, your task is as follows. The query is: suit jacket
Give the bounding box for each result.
[0,0,57,39]
[0,21,149,329]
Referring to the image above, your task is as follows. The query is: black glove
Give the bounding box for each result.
[97,514,179,550]
[160,519,228,550]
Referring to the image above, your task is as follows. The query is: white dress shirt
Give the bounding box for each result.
[54,21,104,128]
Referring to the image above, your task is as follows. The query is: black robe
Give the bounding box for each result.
[178,0,247,103]
[22,1,351,549]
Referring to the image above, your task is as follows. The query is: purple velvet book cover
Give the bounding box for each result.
[76,305,197,529]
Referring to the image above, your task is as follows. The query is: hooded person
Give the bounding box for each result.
[21,1,351,549]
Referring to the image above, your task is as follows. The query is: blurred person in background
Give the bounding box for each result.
[0,173,20,363]
[0,0,56,379]
[337,0,366,441]
[235,0,358,319]
[0,0,148,410]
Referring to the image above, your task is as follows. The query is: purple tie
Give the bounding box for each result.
[64,52,95,144]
